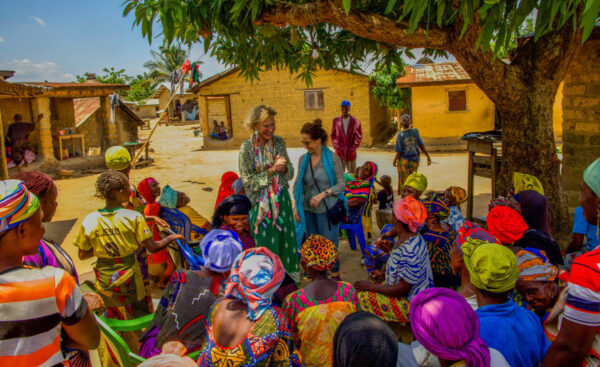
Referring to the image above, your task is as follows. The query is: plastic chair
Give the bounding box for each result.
[159,207,207,270]
[340,179,375,255]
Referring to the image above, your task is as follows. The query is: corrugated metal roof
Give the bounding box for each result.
[73,98,100,127]
[396,62,472,87]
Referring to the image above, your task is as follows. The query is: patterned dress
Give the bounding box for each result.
[358,233,434,322]
[423,227,459,288]
[283,282,358,367]
[444,206,465,232]
[197,299,303,367]
[239,135,300,283]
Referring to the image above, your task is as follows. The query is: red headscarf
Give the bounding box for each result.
[138,177,161,240]
[215,171,239,210]
[486,206,529,244]
[393,196,427,233]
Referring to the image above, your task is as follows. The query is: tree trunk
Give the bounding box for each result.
[497,86,570,241]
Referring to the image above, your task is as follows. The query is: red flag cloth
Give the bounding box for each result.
[181,60,191,74]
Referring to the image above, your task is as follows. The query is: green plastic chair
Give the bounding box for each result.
[94,313,202,366]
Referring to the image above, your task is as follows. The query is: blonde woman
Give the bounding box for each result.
[238,105,300,282]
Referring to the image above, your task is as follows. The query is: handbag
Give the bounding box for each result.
[309,159,346,227]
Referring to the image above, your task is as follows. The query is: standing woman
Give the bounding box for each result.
[294,118,345,279]
[239,105,300,282]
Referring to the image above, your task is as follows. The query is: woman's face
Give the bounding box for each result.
[149,181,161,198]
[444,189,457,207]
[21,209,45,255]
[449,242,463,274]
[509,197,522,214]
[257,115,276,142]
[300,133,320,155]
[401,186,421,200]
[40,183,58,222]
[224,214,249,233]
[516,280,555,312]
[579,180,600,225]
[359,162,372,180]
[425,211,437,227]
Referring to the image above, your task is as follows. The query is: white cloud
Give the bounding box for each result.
[0,36,4,43]
[0,59,74,82]
[28,16,46,27]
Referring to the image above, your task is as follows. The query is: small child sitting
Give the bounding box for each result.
[159,185,211,240]
[444,186,467,231]
[376,175,394,230]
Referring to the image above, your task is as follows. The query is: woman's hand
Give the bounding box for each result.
[293,207,301,223]
[310,192,326,208]
[369,270,385,283]
[168,234,185,243]
[392,158,398,167]
[426,156,432,166]
[82,292,105,313]
[273,154,287,172]
[353,280,375,292]
[374,239,394,253]
[147,215,170,229]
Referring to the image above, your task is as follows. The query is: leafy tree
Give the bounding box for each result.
[144,44,203,83]
[369,64,411,120]
[123,0,600,234]
[76,68,156,103]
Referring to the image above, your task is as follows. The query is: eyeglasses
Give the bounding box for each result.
[300,140,312,146]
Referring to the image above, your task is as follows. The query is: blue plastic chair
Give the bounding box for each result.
[159,207,207,270]
[340,179,375,255]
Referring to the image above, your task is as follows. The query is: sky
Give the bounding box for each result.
[0,0,449,84]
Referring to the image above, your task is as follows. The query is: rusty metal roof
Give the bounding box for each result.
[73,98,100,127]
[396,62,472,87]
[24,82,129,90]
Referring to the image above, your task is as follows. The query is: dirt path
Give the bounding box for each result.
[53,124,494,283]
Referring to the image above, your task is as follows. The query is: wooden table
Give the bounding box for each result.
[58,134,85,160]
[466,139,502,224]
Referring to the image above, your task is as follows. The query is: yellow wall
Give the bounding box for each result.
[196,68,387,148]
[410,83,495,143]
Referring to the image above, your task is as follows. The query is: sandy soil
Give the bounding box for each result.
[53,124,494,285]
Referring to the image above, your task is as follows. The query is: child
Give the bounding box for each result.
[376,175,394,230]
[219,121,228,140]
[75,171,182,361]
[444,186,467,231]
[0,180,100,365]
[393,114,431,193]
[159,185,211,240]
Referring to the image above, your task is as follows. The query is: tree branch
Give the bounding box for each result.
[256,0,447,49]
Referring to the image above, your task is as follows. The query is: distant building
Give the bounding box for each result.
[191,67,390,149]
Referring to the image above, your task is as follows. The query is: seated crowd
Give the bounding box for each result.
[1,111,600,367]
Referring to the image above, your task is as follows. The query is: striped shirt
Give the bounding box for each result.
[386,233,434,300]
[564,247,600,327]
[0,266,87,366]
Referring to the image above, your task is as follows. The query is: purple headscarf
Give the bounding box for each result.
[518,190,552,237]
[410,288,491,367]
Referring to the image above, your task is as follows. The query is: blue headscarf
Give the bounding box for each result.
[158,185,178,208]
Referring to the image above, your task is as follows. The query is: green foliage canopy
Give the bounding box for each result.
[369,64,411,111]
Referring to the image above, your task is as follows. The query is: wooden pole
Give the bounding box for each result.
[0,108,8,179]
[132,71,188,166]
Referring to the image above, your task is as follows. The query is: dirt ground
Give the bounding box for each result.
[52,123,495,286]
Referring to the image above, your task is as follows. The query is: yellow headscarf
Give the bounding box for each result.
[105,146,131,171]
[404,172,428,193]
[463,240,517,293]
[513,172,544,195]
[447,186,467,204]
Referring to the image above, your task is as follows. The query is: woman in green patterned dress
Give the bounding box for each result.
[239,105,300,283]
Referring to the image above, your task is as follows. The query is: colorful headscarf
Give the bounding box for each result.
[158,185,178,209]
[454,221,498,250]
[486,206,529,244]
[489,197,510,208]
[105,146,131,171]
[404,172,428,193]
[393,196,427,233]
[224,247,285,321]
[137,177,159,205]
[250,132,282,234]
[583,157,600,197]
[422,192,450,220]
[410,288,491,367]
[516,247,559,282]
[300,234,337,272]
[345,162,378,202]
[215,171,239,210]
[200,229,244,273]
[446,186,467,205]
[0,180,40,233]
[513,172,544,195]
[463,241,518,293]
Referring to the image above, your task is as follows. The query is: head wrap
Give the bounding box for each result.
[12,171,54,197]
[105,146,131,171]
[446,186,467,205]
[393,196,427,233]
[410,288,491,367]
[455,221,498,249]
[404,172,428,193]
[137,177,159,205]
[138,354,197,367]
[514,229,563,266]
[301,234,338,272]
[0,180,40,233]
[583,157,600,197]
[489,197,510,208]
[158,185,178,209]
[332,312,398,367]
[463,241,518,293]
[215,171,239,210]
[212,194,252,228]
[364,161,378,181]
[516,248,559,282]
[513,172,544,195]
[381,224,395,235]
[199,229,244,273]
[224,247,284,321]
[486,206,528,244]
[232,177,245,194]
[422,192,450,220]
[340,100,351,107]
[518,190,552,236]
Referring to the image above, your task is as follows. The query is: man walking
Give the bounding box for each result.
[331,100,362,173]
